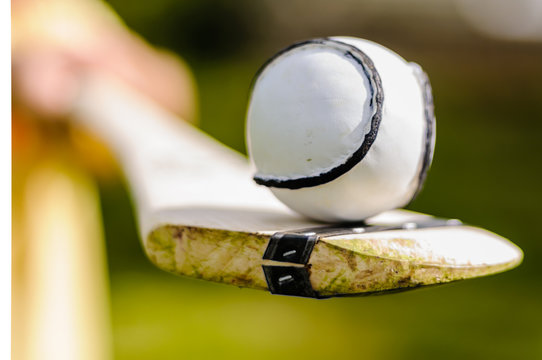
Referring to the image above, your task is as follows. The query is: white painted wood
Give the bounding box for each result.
[72,75,314,238]
[325,226,523,268]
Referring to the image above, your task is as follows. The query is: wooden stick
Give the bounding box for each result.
[71,74,523,298]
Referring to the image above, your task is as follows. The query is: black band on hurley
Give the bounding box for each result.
[262,217,462,298]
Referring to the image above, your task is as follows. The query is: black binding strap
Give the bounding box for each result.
[263,233,318,264]
[251,38,384,189]
[262,266,318,298]
[262,217,462,298]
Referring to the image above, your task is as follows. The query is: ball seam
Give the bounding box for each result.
[251,38,384,189]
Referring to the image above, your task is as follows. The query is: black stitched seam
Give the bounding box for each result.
[407,63,436,203]
[250,38,384,189]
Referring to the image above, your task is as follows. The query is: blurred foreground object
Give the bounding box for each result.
[12,0,198,358]
[13,160,112,360]
[12,0,197,122]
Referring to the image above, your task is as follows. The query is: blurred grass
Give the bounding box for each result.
[107,270,541,360]
[101,1,542,358]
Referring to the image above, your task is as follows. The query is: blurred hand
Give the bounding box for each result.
[12,0,197,122]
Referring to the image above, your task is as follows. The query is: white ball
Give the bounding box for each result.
[246,37,435,222]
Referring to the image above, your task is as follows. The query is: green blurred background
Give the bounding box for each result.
[94,0,542,358]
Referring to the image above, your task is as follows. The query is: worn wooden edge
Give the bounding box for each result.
[144,224,522,297]
[312,238,522,297]
[145,225,270,290]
